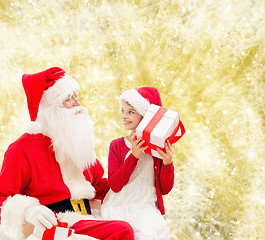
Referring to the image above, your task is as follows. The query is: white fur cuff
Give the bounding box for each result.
[1,194,40,240]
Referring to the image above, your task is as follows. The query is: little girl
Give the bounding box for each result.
[101,87,174,240]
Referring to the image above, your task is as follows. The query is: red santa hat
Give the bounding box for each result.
[22,67,80,123]
[119,87,162,116]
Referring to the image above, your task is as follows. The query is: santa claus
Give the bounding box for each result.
[0,67,134,240]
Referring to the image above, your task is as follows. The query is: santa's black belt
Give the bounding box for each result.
[46,198,91,215]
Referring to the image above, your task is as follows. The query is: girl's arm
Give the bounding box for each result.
[157,140,175,195]
[159,162,174,195]
[108,141,139,193]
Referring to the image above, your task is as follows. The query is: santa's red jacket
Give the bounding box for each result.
[0,133,109,239]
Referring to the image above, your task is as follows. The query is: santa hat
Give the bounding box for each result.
[22,67,80,123]
[119,87,162,116]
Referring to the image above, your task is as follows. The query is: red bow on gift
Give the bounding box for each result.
[54,212,68,227]
[42,212,73,239]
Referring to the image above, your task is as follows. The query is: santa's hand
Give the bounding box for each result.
[25,205,57,232]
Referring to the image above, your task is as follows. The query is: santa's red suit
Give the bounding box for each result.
[0,67,134,240]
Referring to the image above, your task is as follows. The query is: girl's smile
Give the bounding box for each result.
[120,100,143,131]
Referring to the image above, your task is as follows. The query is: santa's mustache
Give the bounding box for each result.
[66,106,86,115]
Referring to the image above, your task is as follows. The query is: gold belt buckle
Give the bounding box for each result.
[70,198,88,215]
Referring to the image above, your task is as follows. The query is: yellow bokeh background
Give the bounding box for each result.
[0,0,264,239]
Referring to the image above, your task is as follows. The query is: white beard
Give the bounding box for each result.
[37,104,97,170]
[36,104,97,199]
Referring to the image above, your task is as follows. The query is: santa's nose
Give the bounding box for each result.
[72,96,80,106]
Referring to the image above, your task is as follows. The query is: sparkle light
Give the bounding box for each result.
[1,0,265,239]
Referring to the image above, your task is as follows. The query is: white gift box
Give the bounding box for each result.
[33,225,74,240]
[136,104,184,159]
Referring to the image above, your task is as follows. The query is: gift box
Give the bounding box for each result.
[33,213,74,240]
[136,104,185,159]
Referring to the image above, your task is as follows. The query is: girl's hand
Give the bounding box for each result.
[131,134,148,159]
[157,140,174,166]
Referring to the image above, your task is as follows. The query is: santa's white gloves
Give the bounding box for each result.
[25,205,57,232]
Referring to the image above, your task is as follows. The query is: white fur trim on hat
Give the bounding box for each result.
[25,74,80,134]
[41,74,80,108]
[119,89,150,116]
[1,194,40,240]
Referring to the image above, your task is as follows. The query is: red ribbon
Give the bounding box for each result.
[54,212,68,227]
[141,107,185,155]
[142,107,167,155]
[41,212,72,239]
